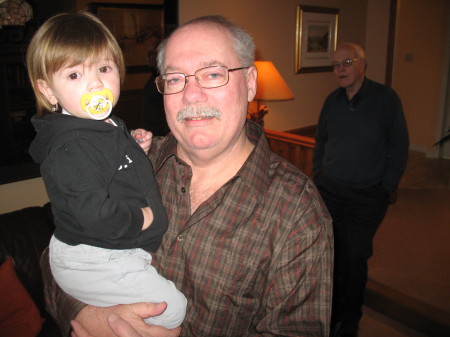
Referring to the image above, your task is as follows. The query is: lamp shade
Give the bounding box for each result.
[254,61,294,101]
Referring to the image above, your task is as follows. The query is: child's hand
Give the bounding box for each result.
[131,129,152,154]
[141,207,153,230]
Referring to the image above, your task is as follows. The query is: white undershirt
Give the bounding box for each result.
[62,108,117,126]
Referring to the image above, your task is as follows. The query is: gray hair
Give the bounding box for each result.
[157,15,255,73]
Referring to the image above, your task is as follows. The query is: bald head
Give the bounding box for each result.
[335,42,366,61]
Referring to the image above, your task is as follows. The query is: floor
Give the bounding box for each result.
[360,307,428,337]
[396,151,450,190]
[358,151,450,336]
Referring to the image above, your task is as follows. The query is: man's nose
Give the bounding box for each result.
[184,75,202,88]
[182,75,206,103]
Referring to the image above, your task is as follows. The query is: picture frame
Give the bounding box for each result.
[88,2,177,74]
[295,5,339,74]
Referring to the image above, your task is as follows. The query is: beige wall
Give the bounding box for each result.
[392,0,449,156]
[365,0,391,83]
[0,178,49,213]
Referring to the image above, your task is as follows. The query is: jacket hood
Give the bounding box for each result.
[29,114,121,164]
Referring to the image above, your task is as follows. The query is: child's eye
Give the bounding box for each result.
[99,66,111,73]
[68,73,80,80]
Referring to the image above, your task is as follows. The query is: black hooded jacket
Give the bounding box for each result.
[29,113,168,252]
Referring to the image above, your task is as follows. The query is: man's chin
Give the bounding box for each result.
[184,131,218,150]
[338,80,350,88]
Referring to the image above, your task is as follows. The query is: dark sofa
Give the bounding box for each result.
[0,203,61,337]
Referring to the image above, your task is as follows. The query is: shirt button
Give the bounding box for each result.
[181,187,186,193]
[177,235,184,242]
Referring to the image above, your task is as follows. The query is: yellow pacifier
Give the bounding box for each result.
[80,89,114,120]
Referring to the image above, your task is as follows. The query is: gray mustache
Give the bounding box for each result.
[176,105,222,123]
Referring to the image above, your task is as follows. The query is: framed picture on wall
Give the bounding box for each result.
[295,5,339,74]
[88,2,177,74]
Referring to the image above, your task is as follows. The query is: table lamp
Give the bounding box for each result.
[248,61,294,126]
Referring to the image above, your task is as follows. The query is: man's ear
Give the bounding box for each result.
[37,79,58,105]
[246,66,257,103]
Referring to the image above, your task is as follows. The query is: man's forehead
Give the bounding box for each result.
[164,60,227,73]
[333,47,354,60]
[168,23,231,48]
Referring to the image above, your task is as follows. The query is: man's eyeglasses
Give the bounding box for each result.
[155,66,249,95]
[331,58,360,70]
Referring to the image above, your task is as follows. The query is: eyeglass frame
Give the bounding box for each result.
[154,65,250,95]
[331,58,360,70]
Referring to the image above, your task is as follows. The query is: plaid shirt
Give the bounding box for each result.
[43,121,333,336]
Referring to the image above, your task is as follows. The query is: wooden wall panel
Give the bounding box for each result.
[265,129,315,178]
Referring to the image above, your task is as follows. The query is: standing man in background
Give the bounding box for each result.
[313,42,409,337]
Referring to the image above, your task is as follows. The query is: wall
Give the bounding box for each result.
[0,178,49,213]
[392,0,449,156]
[364,0,391,83]
[180,0,372,131]
[442,59,450,158]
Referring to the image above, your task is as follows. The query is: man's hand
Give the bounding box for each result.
[71,314,159,337]
[71,302,181,337]
[131,129,152,154]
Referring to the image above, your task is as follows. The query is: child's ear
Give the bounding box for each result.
[37,79,58,105]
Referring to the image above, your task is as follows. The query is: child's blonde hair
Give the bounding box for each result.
[26,12,125,115]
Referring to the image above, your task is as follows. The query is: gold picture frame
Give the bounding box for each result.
[295,5,339,74]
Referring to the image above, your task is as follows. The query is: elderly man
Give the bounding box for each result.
[43,15,333,337]
[313,43,409,337]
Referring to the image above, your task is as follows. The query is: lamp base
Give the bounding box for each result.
[247,104,268,127]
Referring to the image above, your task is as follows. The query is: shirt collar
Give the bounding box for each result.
[237,120,271,205]
[338,76,368,108]
[358,76,369,96]
[152,120,271,205]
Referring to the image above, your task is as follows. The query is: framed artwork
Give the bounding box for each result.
[88,2,177,74]
[295,5,339,74]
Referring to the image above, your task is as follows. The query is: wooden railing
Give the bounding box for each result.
[264,128,316,178]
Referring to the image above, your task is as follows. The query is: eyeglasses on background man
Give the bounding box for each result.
[331,58,360,70]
